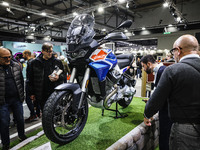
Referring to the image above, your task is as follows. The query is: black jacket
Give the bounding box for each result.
[0,60,24,105]
[145,56,200,123]
[28,54,64,101]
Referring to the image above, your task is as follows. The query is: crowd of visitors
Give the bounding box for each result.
[0,42,68,150]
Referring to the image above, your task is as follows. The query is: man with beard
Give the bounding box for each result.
[140,55,172,150]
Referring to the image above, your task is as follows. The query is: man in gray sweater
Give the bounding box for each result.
[143,34,200,150]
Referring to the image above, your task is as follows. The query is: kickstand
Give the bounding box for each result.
[102,102,128,119]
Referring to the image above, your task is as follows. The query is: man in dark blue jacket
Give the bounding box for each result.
[144,34,200,150]
[28,43,64,111]
[0,48,26,150]
[141,55,172,150]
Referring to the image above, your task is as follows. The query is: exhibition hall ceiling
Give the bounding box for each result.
[0,0,199,42]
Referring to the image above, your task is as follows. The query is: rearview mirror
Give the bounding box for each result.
[117,20,132,29]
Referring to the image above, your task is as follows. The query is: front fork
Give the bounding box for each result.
[69,67,90,110]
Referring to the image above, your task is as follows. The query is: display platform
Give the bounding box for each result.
[7,97,145,150]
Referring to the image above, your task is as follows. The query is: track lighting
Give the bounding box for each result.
[2,1,9,7]
[126,2,129,8]
[163,2,169,7]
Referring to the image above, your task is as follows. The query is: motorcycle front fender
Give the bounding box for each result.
[55,83,82,113]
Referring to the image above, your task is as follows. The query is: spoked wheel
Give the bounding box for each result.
[42,90,88,145]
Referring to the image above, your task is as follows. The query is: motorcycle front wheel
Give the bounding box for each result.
[42,90,88,145]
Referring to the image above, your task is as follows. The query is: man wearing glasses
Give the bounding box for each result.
[143,34,200,150]
[0,48,27,150]
[28,43,64,111]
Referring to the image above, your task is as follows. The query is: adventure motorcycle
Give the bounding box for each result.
[42,14,136,145]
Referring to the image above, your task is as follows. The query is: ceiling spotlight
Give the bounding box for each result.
[126,2,129,8]
[2,1,9,7]
[98,7,104,13]
[176,17,181,22]
[6,7,14,15]
[124,29,128,32]
[25,29,28,32]
[169,6,176,16]
[168,24,173,27]
[102,28,106,32]
[118,0,126,4]
[142,27,146,30]
[27,15,30,19]
[41,12,46,16]
[31,33,34,36]
[73,12,78,16]
[163,2,169,7]
[49,22,53,26]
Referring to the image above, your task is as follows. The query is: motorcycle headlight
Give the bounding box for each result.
[70,49,88,59]
[78,50,87,58]
[71,52,79,58]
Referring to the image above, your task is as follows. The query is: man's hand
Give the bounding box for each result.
[142,99,148,103]
[49,73,59,82]
[144,117,152,126]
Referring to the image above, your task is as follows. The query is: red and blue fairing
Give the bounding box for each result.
[89,48,117,81]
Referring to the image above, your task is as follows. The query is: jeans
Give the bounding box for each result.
[0,98,25,145]
[159,108,172,150]
[169,123,200,150]
[25,82,36,116]
[137,69,141,78]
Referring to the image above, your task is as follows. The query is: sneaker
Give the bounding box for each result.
[2,144,9,150]
[19,135,27,142]
[25,115,37,123]
[36,113,42,118]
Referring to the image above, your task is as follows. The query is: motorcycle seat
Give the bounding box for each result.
[116,54,134,69]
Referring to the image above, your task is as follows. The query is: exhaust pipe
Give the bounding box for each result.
[103,84,118,109]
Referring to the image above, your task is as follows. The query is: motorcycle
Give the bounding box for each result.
[42,14,136,145]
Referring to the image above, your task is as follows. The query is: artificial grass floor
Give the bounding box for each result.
[20,97,146,150]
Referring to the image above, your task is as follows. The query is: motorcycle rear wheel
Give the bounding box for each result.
[42,90,88,145]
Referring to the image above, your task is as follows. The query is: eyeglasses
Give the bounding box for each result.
[170,47,182,55]
[0,56,12,60]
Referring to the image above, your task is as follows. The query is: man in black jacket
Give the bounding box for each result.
[144,34,200,150]
[141,55,172,150]
[23,50,40,122]
[0,48,26,150]
[28,43,64,111]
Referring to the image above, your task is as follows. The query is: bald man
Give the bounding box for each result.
[143,34,200,150]
[0,48,27,149]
